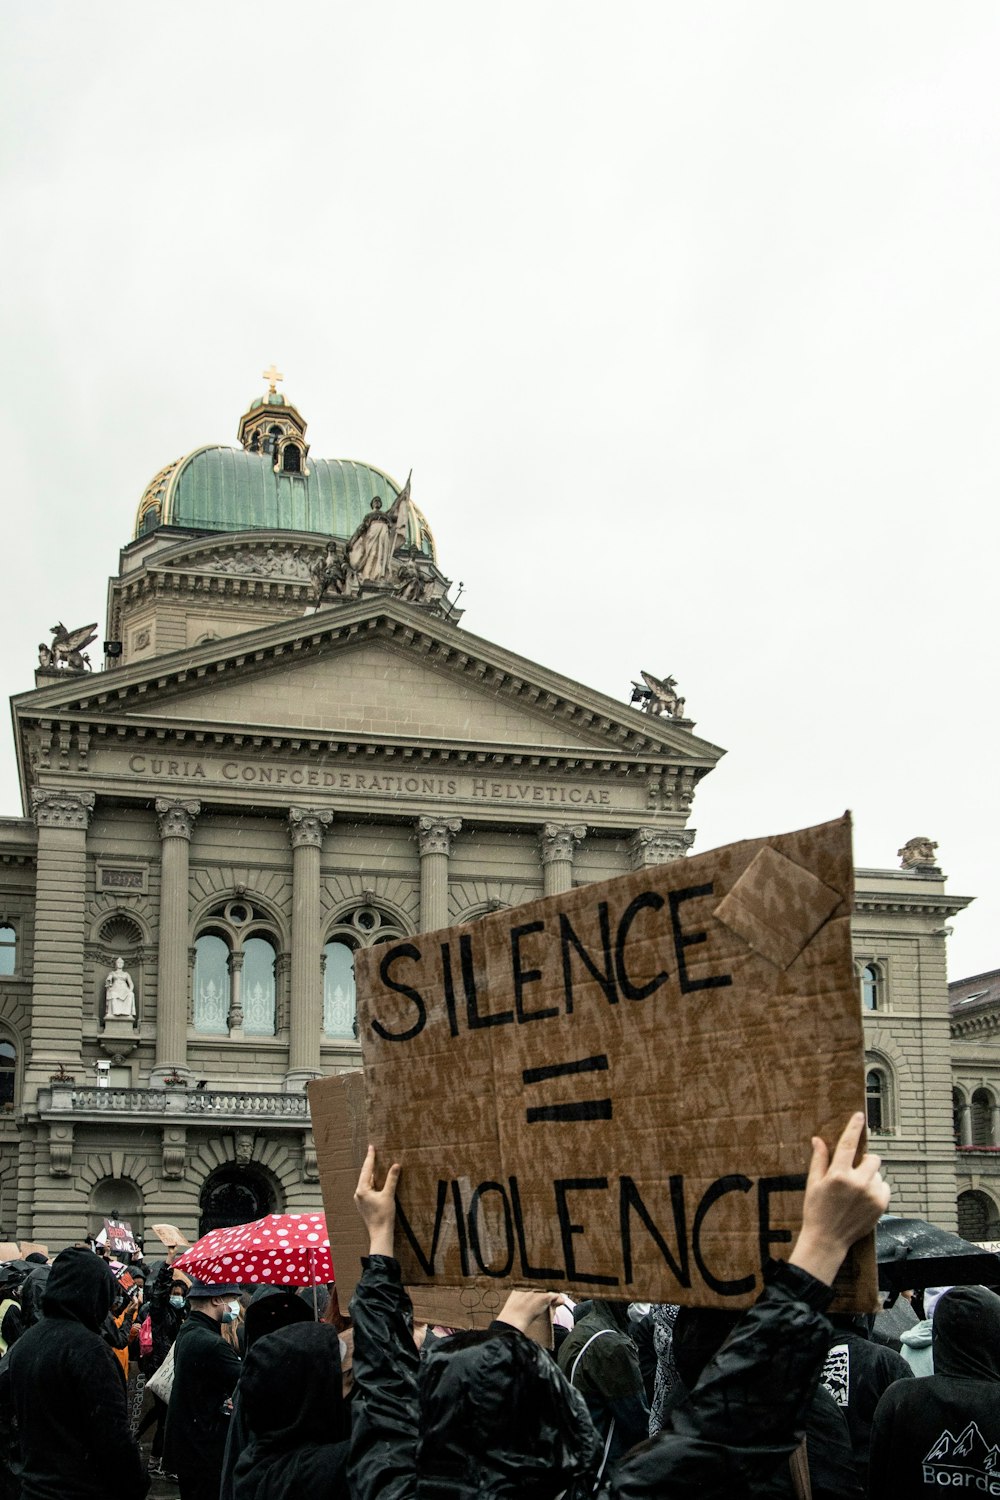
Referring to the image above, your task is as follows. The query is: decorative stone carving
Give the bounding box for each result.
[631,670,686,719]
[288,807,333,849]
[346,474,412,585]
[302,1129,319,1183]
[104,957,136,1020]
[233,1131,255,1166]
[155,798,201,840]
[39,621,98,673]
[49,1122,74,1177]
[628,827,696,869]
[539,824,587,865]
[31,789,95,830]
[212,544,314,581]
[161,1125,186,1180]
[898,836,940,873]
[311,542,348,603]
[417,816,462,858]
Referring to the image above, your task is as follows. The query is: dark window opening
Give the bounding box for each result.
[866,1069,885,1133]
[282,445,301,473]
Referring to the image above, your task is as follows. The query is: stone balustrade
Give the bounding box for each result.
[37,1085,311,1124]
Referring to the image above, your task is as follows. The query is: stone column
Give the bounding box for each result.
[27,790,95,1096]
[417,817,461,933]
[991,1104,1000,1149]
[228,951,245,1035]
[539,823,586,897]
[957,1100,972,1148]
[153,799,200,1083]
[627,827,696,869]
[286,807,332,1089]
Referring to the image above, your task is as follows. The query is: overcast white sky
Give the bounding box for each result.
[1,3,997,981]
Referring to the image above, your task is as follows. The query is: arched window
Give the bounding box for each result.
[860,964,880,1012]
[323,904,406,1041]
[323,942,357,1039]
[281,444,301,474]
[242,937,276,1036]
[971,1088,995,1148]
[866,1069,888,1134]
[0,927,15,977]
[193,934,230,1034]
[953,1086,969,1145]
[0,1041,15,1108]
[193,899,284,1036]
[957,1190,1000,1242]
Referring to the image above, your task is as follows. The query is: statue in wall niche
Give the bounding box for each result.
[104,957,136,1020]
[346,473,412,584]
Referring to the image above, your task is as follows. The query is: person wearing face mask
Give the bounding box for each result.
[162,1277,243,1500]
[138,1258,191,1478]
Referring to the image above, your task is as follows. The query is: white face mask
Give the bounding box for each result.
[220,1299,241,1324]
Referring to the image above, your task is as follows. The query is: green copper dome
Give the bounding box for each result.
[134,446,436,560]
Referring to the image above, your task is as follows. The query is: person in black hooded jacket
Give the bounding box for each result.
[4,1246,148,1500]
[232,1322,351,1500]
[218,1286,313,1500]
[868,1285,1000,1499]
[348,1111,890,1500]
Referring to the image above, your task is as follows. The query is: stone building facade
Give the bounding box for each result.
[0,380,976,1248]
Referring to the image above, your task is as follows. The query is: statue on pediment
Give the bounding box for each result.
[347,474,412,585]
[41,621,98,673]
[898,836,939,871]
[104,957,136,1020]
[632,670,686,719]
[311,542,348,604]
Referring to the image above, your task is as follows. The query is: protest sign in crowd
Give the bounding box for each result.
[0,820,997,1498]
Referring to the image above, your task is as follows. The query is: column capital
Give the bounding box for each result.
[31,788,95,831]
[417,816,462,858]
[628,826,696,869]
[156,798,201,840]
[288,806,333,850]
[539,823,586,865]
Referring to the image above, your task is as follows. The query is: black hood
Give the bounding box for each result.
[933,1286,1000,1380]
[238,1321,348,1452]
[243,1286,312,1351]
[18,1265,51,1328]
[417,1326,600,1497]
[41,1247,115,1331]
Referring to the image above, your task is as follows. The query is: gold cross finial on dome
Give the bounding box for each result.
[262,364,284,393]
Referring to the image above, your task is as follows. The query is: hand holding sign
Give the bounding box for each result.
[790,1112,890,1287]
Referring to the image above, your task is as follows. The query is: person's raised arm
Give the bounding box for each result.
[790,1111,890,1288]
[353,1143,401,1257]
[348,1146,417,1500]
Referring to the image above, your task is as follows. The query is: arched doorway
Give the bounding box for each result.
[199,1165,277,1238]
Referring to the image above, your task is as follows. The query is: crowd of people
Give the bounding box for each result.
[0,1112,996,1498]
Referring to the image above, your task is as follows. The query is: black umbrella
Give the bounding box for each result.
[876,1216,1000,1293]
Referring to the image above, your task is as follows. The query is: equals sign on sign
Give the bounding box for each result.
[522,1054,613,1123]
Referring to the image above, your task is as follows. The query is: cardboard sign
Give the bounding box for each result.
[104,1219,138,1256]
[0,1243,19,1261]
[311,816,876,1310]
[151,1223,190,1249]
[309,1072,565,1332]
[18,1242,47,1261]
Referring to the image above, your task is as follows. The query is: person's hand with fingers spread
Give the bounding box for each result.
[354,1144,401,1257]
[790,1110,890,1287]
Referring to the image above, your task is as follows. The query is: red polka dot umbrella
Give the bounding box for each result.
[173,1212,333,1288]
